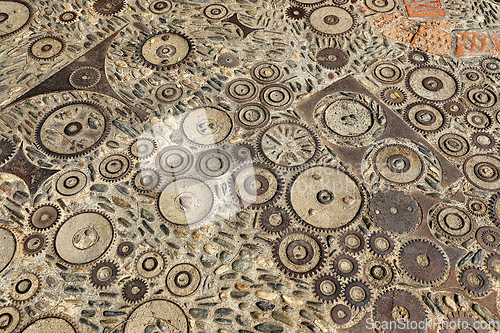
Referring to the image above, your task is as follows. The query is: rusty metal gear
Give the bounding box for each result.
[404,102,448,134]
[155,83,183,103]
[458,267,491,297]
[432,204,475,241]
[364,259,394,288]
[408,50,429,65]
[149,0,172,14]
[231,162,284,209]
[217,52,240,68]
[134,30,195,72]
[116,241,135,258]
[466,86,499,110]
[381,87,407,106]
[313,274,342,303]
[122,278,148,303]
[471,132,497,150]
[316,47,349,70]
[333,254,359,280]
[135,250,166,280]
[489,192,500,226]
[251,62,283,84]
[291,0,327,7]
[373,289,427,332]
[476,226,500,252]
[69,66,101,89]
[371,144,425,185]
[368,232,395,256]
[339,230,366,254]
[22,233,47,256]
[203,4,228,19]
[486,253,500,279]
[128,138,157,160]
[286,165,366,232]
[286,6,307,20]
[438,133,469,158]
[58,10,78,24]
[34,101,111,159]
[90,260,119,289]
[273,229,326,278]
[231,144,257,163]
[259,206,292,234]
[0,139,15,165]
[444,100,465,116]
[369,190,422,234]
[93,0,125,16]
[466,198,488,217]
[406,66,460,103]
[0,0,33,40]
[372,62,404,84]
[28,35,65,60]
[480,57,500,75]
[331,304,351,325]
[98,153,132,182]
[132,168,162,193]
[258,122,320,170]
[29,204,61,231]
[306,5,356,38]
[9,272,40,304]
[398,239,449,285]
[343,279,372,310]
[461,68,485,85]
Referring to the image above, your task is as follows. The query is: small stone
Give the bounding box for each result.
[231,291,250,299]
[236,314,249,326]
[251,311,269,320]
[300,310,313,320]
[214,318,234,325]
[239,302,250,310]
[220,251,232,262]
[220,293,229,302]
[255,322,284,333]
[232,260,253,273]
[282,295,304,306]
[215,264,229,275]
[443,296,457,312]
[215,308,234,316]
[205,244,216,254]
[257,301,275,311]
[272,311,294,326]
[235,283,249,291]
[256,291,277,301]
[200,255,216,268]
[189,308,209,319]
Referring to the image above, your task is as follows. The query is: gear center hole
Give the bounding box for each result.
[15,279,32,294]
[97,267,112,281]
[392,305,410,322]
[370,265,387,280]
[338,258,353,273]
[349,286,366,302]
[324,15,340,25]
[269,213,283,226]
[467,273,484,288]
[416,253,430,267]
[319,280,336,295]
[444,213,465,230]
[0,313,12,329]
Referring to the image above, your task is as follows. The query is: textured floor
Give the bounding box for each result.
[2,0,500,332]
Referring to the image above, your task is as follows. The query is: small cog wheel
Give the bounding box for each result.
[69,67,101,89]
[259,206,292,234]
[313,274,342,303]
[286,6,307,20]
[22,233,47,256]
[458,267,491,297]
[93,0,125,16]
[381,87,407,106]
[0,139,15,165]
[343,279,372,310]
[122,278,148,303]
[28,36,65,60]
[90,260,119,289]
[316,47,349,70]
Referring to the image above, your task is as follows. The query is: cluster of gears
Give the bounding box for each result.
[1,0,500,332]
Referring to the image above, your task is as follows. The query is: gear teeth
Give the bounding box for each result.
[28,35,66,61]
[367,231,395,257]
[398,238,449,285]
[34,101,111,159]
[332,254,360,281]
[457,266,491,297]
[286,6,307,20]
[380,87,407,106]
[463,109,493,131]
[230,162,284,210]
[285,164,366,233]
[98,153,132,182]
[128,137,158,160]
[122,278,148,303]
[90,259,119,289]
[290,0,327,7]
[471,131,497,151]
[405,65,460,104]
[28,203,62,231]
[0,138,16,165]
[489,192,500,226]
[22,233,48,257]
[258,206,292,234]
[8,272,41,304]
[480,57,500,76]
[306,5,357,38]
[342,279,373,310]
[134,30,195,72]
[403,102,449,134]
[273,229,326,278]
[312,274,343,303]
[57,10,79,24]
[256,121,321,171]
[93,0,125,16]
[466,198,488,217]
[132,168,162,194]
[408,50,429,65]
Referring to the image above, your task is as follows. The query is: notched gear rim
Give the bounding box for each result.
[368,231,395,256]
[98,153,132,182]
[257,121,321,171]
[290,0,327,7]
[52,210,114,267]
[230,162,285,210]
[342,279,372,310]
[458,266,491,297]
[28,35,66,61]
[58,10,79,24]
[122,278,148,303]
[89,260,119,289]
[0,138,16,165]
[405,65,460,104]
[313,274,342,303]
[463,109,493,131]
[259,206,292,234]
[286,6,307,20]
[471,131,497,150]
[92,0,125,16]
[0,0,34,40]
[34,101,111,159]
[132,168,162,194]
[306,5,357,38]
[22,233,47,257]
[339,229,366,254]
[480,57,500,76]
[135,249,167,280]
[466,198,488,217]
[28,203,61,231]
[128,137,157,160]
[398,238,449,285]
[408,50,429,65]
[316,47,349,70]
[134,29,196,72]
[489,193,500,226]
[68,66,102,89]
[332,253,360,281]
[9,272,41,304]
[380,87,407,106]
[286,164,367,233]
[403,102,449,134]
[273,229,326,278]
